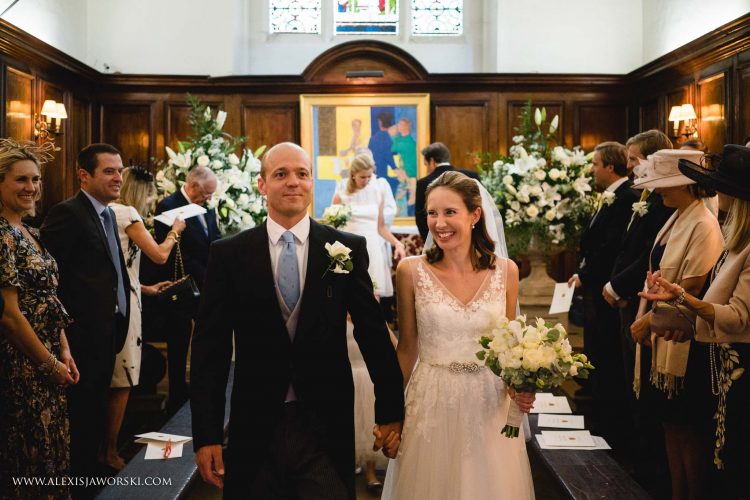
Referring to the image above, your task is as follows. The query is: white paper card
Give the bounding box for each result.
[154,203,206,226]
[144,442,184,460]
[134,432,192,445]
[530,393,572,414]
[549,282,576,314]
[535,434,611,450]
[537,413,585,429]
[541,430,596,447]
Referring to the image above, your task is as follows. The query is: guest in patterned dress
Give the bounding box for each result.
[100,166,183,470]
[0,139,78,499]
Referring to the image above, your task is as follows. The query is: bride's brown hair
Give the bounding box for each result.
[424,171,496,270]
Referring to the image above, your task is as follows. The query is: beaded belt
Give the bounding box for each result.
[427,361,483,374]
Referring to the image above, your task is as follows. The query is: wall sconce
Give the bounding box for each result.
[34,99,67,139]
[668,103,698,140]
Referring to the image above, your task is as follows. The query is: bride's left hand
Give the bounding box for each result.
[509,389,535,413]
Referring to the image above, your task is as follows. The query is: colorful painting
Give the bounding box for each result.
[334,0,399,34]
[300,94,430,223]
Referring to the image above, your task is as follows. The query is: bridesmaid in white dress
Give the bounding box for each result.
[332,153,405,296]
[382,171,536,499]
[100,166,184,470]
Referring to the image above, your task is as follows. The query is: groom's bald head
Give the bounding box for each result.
[261,142,311,179]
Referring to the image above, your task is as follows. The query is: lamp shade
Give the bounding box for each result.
[680,104,697,120]
[40,99,58,117]
[55,102,67,119]
[668,106,683,122]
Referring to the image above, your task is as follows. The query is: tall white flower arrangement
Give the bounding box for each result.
[478,101,597,255]
[155,95,267,235]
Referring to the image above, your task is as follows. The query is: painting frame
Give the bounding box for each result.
[300,93,430,226]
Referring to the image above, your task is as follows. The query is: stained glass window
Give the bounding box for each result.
[411,0,463,36]
[334,0,399,35]
[269,0,321,33]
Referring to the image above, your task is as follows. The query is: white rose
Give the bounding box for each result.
[228,153,240,165]
[211,159,224,170]
[196,155,210,167]
[544,209,556,221]
[488,337,504,353]
[548,168,561,180]
[502,175,514,185]
[325,241,352,258]
[534,170,546,181]
[525,205,539,218]
[522,349,544,371]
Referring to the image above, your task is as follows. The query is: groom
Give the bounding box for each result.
[191,142,405,499]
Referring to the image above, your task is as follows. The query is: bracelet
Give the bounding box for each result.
[167,230,180,241]
[39,352,57,377]
[166,235,178,244]
[669,287,686,307]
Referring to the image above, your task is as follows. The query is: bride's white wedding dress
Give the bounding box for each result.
[382,256,535,500]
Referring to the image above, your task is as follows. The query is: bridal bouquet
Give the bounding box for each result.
[477,101,597,256]
[321,204,352,229]
[476,315,593,438]
[155,94,267,235]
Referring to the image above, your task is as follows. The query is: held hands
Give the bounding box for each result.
[195,444,225,489]
[509,388,536,413]
[373,421,403,459]
[49,359,77,386]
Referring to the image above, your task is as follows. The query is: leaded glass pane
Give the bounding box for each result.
[411,0,463,36]
[334,0,399,35]
[269,0,321,33]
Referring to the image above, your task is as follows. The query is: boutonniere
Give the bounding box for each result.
[601,191,615,206]
[632,201,649,217]
[323,241,353,277]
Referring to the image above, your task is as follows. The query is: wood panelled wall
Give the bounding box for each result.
[1,15,749,217]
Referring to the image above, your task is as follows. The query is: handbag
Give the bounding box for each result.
[650,300,697,337]
[158,241,200,314]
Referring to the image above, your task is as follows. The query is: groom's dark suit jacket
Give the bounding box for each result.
[190,218,404,497]
[415,164,480,240]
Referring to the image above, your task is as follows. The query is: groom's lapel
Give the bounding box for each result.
[294,219,328,345]
[246,222,290,345]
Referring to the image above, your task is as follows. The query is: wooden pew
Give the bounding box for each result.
[528,414,650,499]
[96,364,234,499]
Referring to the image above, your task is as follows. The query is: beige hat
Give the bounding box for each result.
[632,149,705,189]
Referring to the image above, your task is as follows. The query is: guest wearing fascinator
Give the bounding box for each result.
[100,166,185,470]
[0,139,78,499]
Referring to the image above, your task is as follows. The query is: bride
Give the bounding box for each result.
[381,171,536,499]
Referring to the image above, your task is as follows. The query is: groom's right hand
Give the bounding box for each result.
[196,444,225,488]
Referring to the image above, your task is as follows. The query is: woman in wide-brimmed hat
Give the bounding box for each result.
[630,148,725,500]
[641,144,750,499]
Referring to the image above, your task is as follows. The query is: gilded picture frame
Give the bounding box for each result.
[300,93,430,225]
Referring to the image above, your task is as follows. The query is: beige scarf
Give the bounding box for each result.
[633,200,723,398]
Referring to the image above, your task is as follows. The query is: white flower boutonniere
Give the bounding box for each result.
[601,191,616,206]
[323,241,353,277]
[632,201,649,217]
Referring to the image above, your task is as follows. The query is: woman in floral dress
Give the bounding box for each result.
[0,140,78,499]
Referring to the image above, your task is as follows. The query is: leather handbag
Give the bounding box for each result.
[650,300,697,336]
[158,241,200,315]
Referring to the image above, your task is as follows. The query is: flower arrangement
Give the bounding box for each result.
[321,204,352,229]
[323,241,353,276]
[155,94,267,235]
[476,315,593,437]
[477,101,598,256]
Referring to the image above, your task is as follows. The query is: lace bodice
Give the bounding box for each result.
[409,257,507,365]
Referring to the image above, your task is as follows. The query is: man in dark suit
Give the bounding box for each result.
[191,143,404,499]
[568,141,638,447]
[154,165,220,412]
[415,142,480,240]
[602,130,673,490]
[41,143,130,485]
